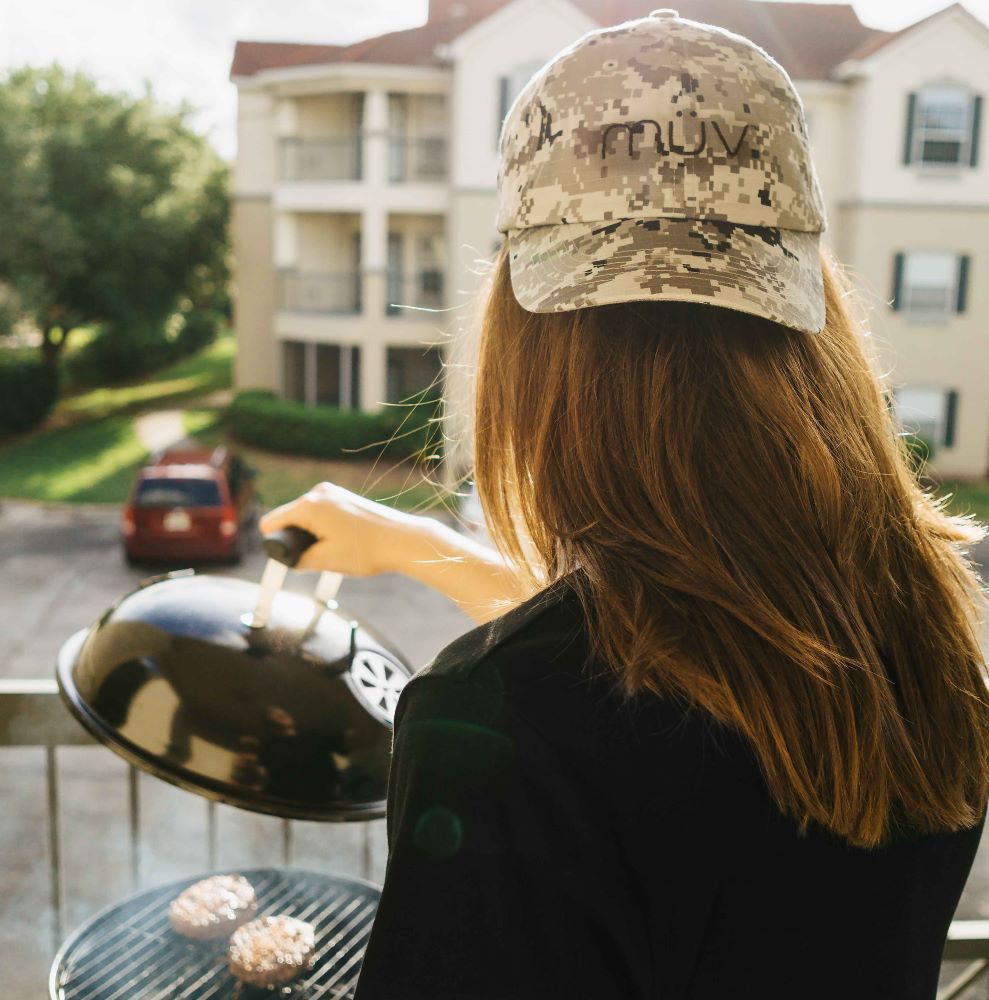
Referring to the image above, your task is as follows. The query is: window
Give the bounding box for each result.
[135,479,223,508]
[904,85,982,167]
[891,251,970,319]
[281,340,361,409]
[496,59,547,147]
[386,346,444,405]
[892,387,959,449]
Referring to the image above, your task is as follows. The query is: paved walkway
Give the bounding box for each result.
[133,409,187,452]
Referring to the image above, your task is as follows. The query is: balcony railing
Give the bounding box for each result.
[0,681,383,967]
[280,137,362,182]
[386,270,445,318]
[279,269,362,316]
[387,136,447,183]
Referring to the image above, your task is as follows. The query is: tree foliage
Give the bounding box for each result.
[0,65,229,369]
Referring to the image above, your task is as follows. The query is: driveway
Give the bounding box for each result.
[0,500,474,680]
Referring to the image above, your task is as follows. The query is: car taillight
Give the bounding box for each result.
[219,512,237,538]
[122,510,136,537]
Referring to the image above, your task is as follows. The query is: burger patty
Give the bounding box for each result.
[168,875,258,941]
[228,915,316,987]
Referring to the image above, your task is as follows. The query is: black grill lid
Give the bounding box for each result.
[56,529,413,821]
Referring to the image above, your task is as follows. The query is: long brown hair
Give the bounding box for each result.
[472,241,989,848]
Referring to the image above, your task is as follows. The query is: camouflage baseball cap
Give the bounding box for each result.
[496,8,827,333]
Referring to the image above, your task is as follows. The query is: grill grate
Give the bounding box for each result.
[51,868,381,1000]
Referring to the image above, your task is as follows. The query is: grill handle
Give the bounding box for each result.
[263,527,318,568]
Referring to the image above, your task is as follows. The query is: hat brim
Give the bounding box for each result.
[506,216,825,334]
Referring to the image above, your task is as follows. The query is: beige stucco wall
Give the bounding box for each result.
[231,197,278,391]
[842,13,989,208]
[295,213,361,272]
[840,203,989,479]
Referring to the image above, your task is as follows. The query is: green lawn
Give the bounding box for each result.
[0,335,233,503]
[57,335,233,424]
[937,481,989,527]
[0,414,147,503]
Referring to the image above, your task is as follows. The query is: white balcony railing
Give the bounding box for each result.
[278,269,362,316]
[0,679,383,991]
[387,136,447,183]
[280,137,363,182]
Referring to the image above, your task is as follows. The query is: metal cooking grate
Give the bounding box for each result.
[51,867,381,1000]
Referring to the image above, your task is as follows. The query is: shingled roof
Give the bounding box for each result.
[230,0,891,83]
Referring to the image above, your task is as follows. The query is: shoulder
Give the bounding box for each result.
[392,571,762,817]
[393,570,596,733]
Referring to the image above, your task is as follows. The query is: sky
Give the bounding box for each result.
[1,0,986,162]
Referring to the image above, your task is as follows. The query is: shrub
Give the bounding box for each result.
[0,353,59,434]
[66,319,174,385]
[65,309,222,386]
[226,390,442,462]
[173,309,221,356]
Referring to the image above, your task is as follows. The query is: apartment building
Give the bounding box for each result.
[229,0,989,480]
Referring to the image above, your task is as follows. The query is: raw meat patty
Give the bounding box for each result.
[228,914,316,987]
[168,875,258,941]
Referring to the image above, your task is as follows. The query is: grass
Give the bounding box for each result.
[56,335,234,424]
[0,414,147,503]
[183,408,450,513]
[937,481,989,527]
[0,334,233,504]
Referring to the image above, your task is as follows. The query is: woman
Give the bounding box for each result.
[261,10,989,999]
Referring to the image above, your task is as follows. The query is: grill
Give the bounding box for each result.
[50,868,381,1000]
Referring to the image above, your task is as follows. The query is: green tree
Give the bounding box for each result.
[0,65,229,371]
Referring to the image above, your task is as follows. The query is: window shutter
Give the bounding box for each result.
[903,92,917,165]
[971,94,983,167]
[891,252,905,311]
[956,255,971,313]
[944,390,959,448]
[497,76,510,148]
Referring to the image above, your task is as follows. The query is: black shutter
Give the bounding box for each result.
[956,255,971,313]
[904,92,917,165]
[891,252,905,311]
[497,76,510,148]
[971,94,983,167]
[944,390,959,448]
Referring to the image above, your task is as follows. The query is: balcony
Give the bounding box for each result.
[280,137,362,183]
[385,269,445,318]
[278,269,362,315]
[387,136,447,184]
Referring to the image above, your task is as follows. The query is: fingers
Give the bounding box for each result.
[258,494,318,537]
[295,538,339,573]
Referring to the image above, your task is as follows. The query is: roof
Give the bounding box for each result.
[841,1,965,63]
[229,0,891,83]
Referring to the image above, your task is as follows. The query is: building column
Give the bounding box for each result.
[360,341,388,413]
[361,89,390,323]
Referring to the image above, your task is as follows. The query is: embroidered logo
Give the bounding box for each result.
[600,119,751,159]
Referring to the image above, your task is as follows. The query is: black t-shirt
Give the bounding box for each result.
[352,572,985,1000]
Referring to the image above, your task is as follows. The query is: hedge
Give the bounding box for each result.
[226,390,442,461]
[66,309,222,386]
[0,354,59,434]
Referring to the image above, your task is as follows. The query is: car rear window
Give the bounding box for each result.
[134,478,223,508]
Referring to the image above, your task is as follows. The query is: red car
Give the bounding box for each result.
[122,445,258,565]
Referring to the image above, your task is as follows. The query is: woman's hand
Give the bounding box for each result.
[258,481,536,623]
[258,481,423,576]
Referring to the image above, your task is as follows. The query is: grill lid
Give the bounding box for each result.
[56,528,413,821]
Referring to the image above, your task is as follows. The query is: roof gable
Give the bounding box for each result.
[230,0,890,83]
